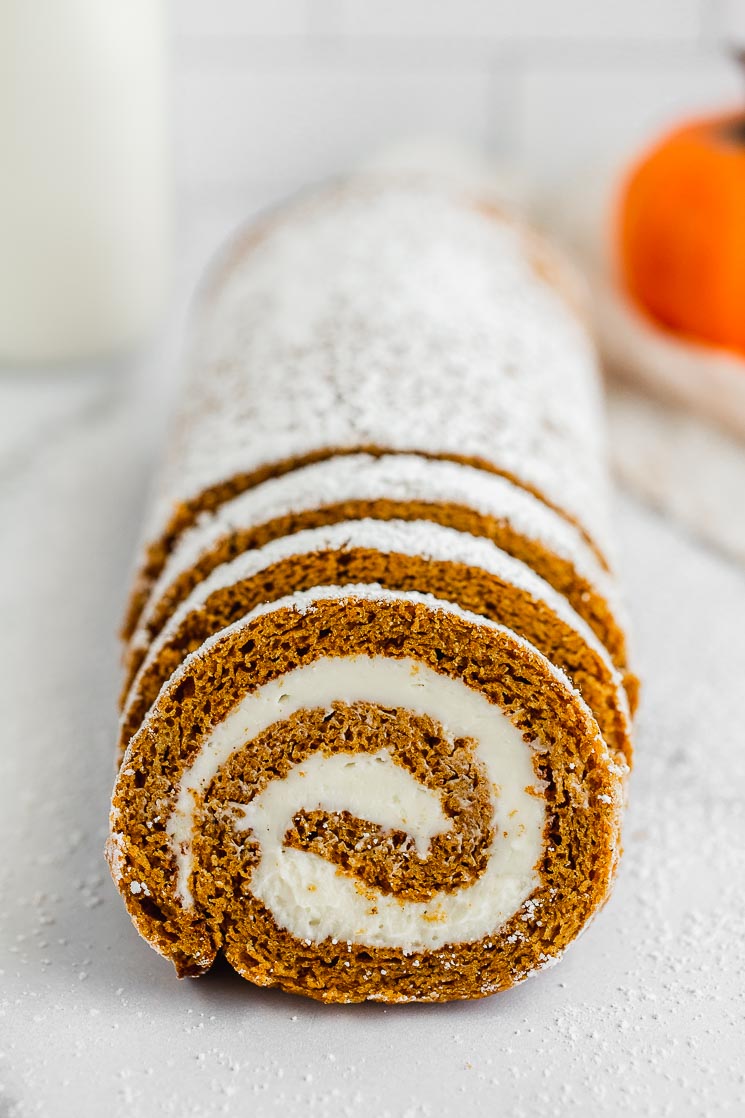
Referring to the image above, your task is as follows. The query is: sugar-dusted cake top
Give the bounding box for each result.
[147,179,611,560]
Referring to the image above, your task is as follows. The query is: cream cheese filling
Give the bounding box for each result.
[167,654,545,951]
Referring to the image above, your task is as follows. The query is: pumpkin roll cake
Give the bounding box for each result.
[108,172,634,1002]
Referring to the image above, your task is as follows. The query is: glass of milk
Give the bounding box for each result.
[0,0,170,365]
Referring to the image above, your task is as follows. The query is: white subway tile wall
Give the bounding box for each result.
[519,58,743,182]
[171,0,743,199]
[175,0,310,37]
[173,62,506,194]
[338,1,707,41]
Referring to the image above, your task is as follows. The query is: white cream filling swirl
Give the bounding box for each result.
[167,654,545,952]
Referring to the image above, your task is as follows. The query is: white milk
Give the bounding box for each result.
[0,0,170,364]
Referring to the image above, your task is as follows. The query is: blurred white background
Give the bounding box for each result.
[171,0,743,206]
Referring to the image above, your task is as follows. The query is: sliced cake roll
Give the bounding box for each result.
[109,171,635,1002]
[108,586,625,1003]
[118,520,631,767]
[122,178,613,642]
[123,454,631,701]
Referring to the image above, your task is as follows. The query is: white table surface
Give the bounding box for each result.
[1,202,744,1118]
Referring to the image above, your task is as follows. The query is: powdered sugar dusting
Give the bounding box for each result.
[104,831,126,885]
[145,180,611,564]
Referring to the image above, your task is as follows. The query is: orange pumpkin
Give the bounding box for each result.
[618,112,745,354]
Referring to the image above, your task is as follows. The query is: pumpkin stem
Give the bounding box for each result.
[736,46,745,95]
[723,51,745,142]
